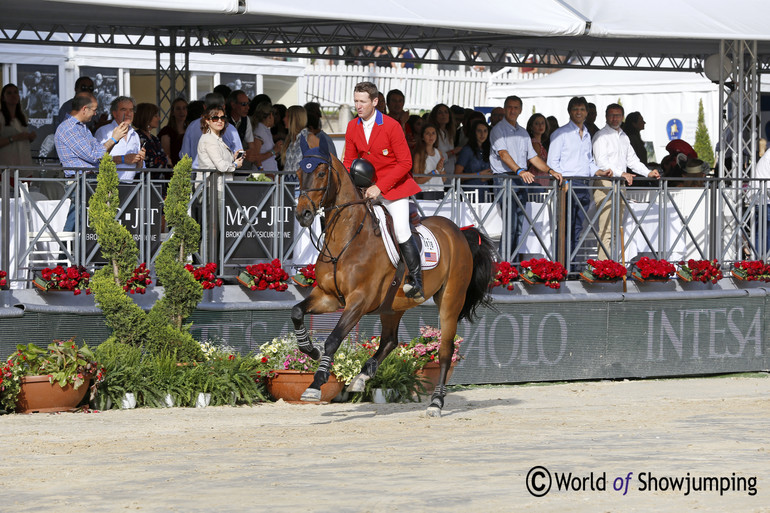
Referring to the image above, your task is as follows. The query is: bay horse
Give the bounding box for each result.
[291,136,494,416]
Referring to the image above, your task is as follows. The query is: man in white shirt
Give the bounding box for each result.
[592,103,660,259]
[754,151,770,255]
[94,96,145,182]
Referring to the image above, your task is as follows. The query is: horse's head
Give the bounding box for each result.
[296,135,334,227]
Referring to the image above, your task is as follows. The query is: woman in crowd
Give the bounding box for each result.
[0,83,36,173]
[281,105,318,189]
[526,113,552,187]
[159,97,187,166]
[196,104,244,199]
[454,119,492,200]
[412,122,446,200]
[428,103,460,175]
[250,100,283,175]
[545,116,560,149]
[134,103,172,173]
[623,111,648,164]
[405,114,424,152]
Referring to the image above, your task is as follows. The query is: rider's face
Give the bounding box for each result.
[354,91,377,121]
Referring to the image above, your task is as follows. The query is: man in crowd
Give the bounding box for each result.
[227,90,254,157]
[585,102,600,138]
[548,96,606,255]
[489,107,504,127]
[385,89,408,128]
[94,96,145,182]
[592,103,660,259]
[490,95,562,256]
[179,92,243,167]
[56,76,96,130]
[54,92,140,230]
[343,81,421,300]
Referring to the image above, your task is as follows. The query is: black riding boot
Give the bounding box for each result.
[399,236,425,302]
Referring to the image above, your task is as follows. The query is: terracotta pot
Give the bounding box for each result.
[416,361,456,392]
[266,370,344,403]
[15,375,91,414]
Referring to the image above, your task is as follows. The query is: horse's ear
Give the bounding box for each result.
[318,133,329,157]
[299,135,309,155]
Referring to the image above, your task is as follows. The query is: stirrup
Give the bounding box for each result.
[403,279,425,302]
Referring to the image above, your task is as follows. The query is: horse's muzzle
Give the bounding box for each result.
[296,208,314,228]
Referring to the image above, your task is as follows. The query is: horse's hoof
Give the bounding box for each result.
[426,405,442,417]
[347,373,368,393]
[298,344,322,361]
[300,387,321,402]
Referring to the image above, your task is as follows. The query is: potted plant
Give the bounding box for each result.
[490,261,518,291]
[519,258,568,289]
[580,259,627,283]
[403,326,464,394]
[1,338,103,414]
[33,265,92,295]
[731,260,770,282]
[631,256,675,282]
[92,339,158,410]
[191,339,265,406]
[677,259,723,284]
[237,259,290,294]
[291,264,317,288]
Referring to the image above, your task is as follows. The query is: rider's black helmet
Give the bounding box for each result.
[350,158,375,188]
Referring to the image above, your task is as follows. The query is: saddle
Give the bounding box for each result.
[371,203,440,270]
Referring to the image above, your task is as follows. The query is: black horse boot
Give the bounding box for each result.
[399,236,425,302]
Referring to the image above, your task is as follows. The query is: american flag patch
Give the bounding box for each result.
[424,251,437,263]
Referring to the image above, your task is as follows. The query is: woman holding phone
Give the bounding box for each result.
[196,104,244,201]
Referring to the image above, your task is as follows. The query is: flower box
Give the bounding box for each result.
[490,261,518,291]
[15,374,92,414]
[676,259,723,284]
[731,261,770,282]
[266,370,344,403]
[631,257,675,282]
[33,265,92,295]
[236,259,290,293]
[580,259,627,283]
[519,259,568,289]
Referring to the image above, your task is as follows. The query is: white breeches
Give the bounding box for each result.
[382,197,411,244]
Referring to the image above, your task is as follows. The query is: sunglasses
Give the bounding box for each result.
[209,115,227,122]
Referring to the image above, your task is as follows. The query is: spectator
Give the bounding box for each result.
[456,110,485,149]
[304,102,338,160]
[753,151,770,254]
[412,123,446,200]
[282,106,319,189]
[179,93,243,167]
[548,96,605,254]
[405,114,424,152]
[592,103,660,259]
[585,102,599,138]
[454,119,493,200]
[248,93,272,118]
[376,92,387,114]
[676,158,709,188]
[271,103,288,156]
[0,83,36,172]
[159,98,187,166]
[196,104,245,201]
[94,96,145,182]
[386,89,409,128]
[491,95,561,256]
[56,76,96,131]
[428,103,460,178]
[545,116,560,149]
[622,111,648,164]
[54,92,134,230]
[490,107,505,127]
[227,90,254,155]
[526,113,551,187]
[250,100,282,174]
[133,102,172,175]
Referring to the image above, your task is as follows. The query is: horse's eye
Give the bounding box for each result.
[318,170,326,178]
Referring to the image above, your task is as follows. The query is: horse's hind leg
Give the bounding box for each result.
[347,312,404,393]
[300,298,368,402]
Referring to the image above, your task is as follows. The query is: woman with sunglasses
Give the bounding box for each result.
[196,105,244,199]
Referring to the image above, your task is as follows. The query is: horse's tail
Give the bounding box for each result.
[459,226,495,322]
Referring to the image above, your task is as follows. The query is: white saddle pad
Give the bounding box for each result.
[373,205,440,270]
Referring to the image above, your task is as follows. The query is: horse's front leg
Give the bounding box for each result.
[300,298,369,402]
[292,289,341,361]
[347,312,404,393]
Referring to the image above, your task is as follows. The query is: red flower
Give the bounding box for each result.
[635,257,675,280]
[491,261,519,289]
[520,259,567,289]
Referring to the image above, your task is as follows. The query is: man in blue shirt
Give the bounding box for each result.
[490,95,561,258]
[179,93,243,168]
[54,92,133,231]
[548,96,608,259]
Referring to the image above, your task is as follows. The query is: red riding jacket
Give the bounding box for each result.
[343,111,420,200]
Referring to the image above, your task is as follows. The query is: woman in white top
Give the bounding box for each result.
[281,106,318,193]
[412,123,446,200]
[0,83,36,174]
[428,103,459,177]
[249,100,283,174]
[196,105,244,199]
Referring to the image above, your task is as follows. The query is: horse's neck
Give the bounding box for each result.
[324,162,368,243]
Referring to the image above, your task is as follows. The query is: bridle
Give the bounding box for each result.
[297,156,378,306]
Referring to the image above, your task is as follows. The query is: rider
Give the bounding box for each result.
[343,81,425,302]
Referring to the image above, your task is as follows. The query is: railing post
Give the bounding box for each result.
[1,167,10,276]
